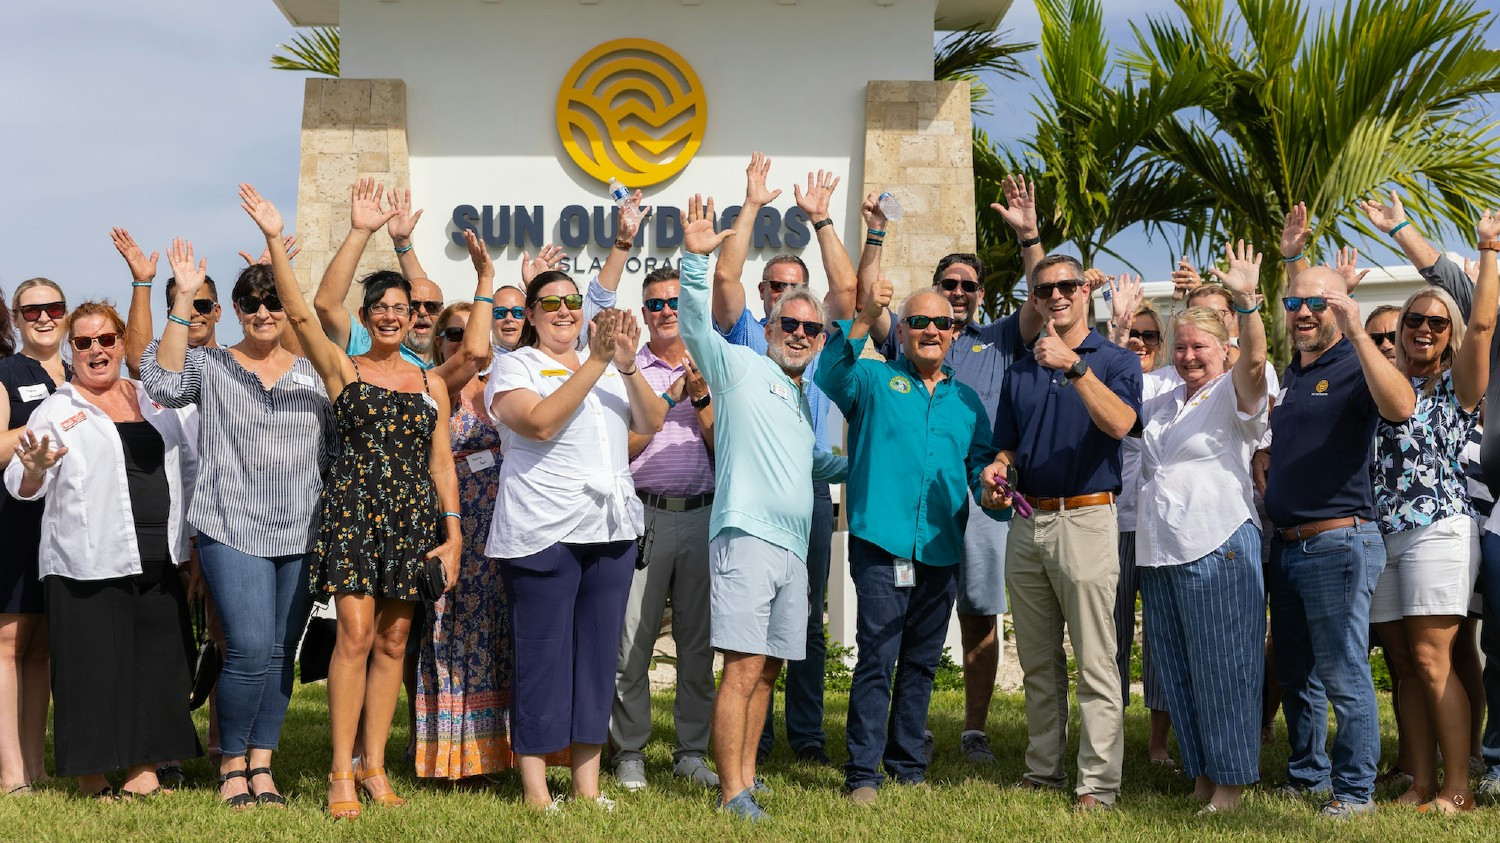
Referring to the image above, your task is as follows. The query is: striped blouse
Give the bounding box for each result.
[140,340,336,557]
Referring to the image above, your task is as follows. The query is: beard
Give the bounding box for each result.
[767,341,812,376]
[404,330,434,354]
[1291,319,1337,354]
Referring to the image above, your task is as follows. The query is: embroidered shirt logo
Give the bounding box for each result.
[1314,379,1329,394]
[889,375,912,394]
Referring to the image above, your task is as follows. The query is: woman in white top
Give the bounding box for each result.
[4,302,198,799]
[486,270,668,811]
[1136,242,1268,814]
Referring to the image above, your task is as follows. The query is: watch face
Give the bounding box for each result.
[1068,360,1087,378]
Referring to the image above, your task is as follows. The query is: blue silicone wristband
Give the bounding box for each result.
[168,314,192,327]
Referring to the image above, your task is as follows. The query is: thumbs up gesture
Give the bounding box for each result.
[1032,313,1080,372]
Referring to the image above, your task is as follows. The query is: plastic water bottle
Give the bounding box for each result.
[608,177,640,229]
[877,191,904,222]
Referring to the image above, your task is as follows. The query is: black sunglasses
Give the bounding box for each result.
[766,280,806,294]
[493,306,526,320]
[536,294,584,312]
[777,317,824,337]
[191,298,217,316]
[1282,296,1328,312]
[438,327,465,342]
[237,294,284,313]
[1401,312,1452,332]
[411,299,444,315]
[644,297,679,312]
[19,302,66,322]
[938,278,981,294]
[1032,281,1082,299]
[70,333,118,351]
[904,315,954,331]
[1370,331,1397,346]
[1130,329,1162,344]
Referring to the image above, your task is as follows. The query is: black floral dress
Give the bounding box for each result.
[311,361,441,600]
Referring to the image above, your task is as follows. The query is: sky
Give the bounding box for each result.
[2,0,1498,343]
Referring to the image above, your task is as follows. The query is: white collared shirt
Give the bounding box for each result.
[1136,372,1268,567]
[4,380,193,580]
[1118,368,1184,532]
[483,346,642,559]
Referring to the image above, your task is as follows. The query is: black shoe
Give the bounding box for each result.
[218,768,255,809]
[155,763,186,789]
[248,767,288,807]
[793,745,835,767]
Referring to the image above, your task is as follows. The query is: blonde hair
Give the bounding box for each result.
[433,301,474,365]
[1169,306,1233,373]
[12,278,66,315]
[1133,303,1165,368]
[1395,288,1465,397]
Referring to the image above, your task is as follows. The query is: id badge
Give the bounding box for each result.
[894,558,915,588]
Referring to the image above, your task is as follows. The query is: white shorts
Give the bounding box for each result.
[1371,514,1480,623]
[708,529,808,661]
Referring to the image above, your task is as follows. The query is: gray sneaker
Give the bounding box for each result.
[614,758,647,792]
[672,755,719,788]
[1271,781,1330,800]
[1318,798,1376,819]
[1477,775,1500,800]
[749,775,772,800]
[922,729,935,766]
[961,732,997,764]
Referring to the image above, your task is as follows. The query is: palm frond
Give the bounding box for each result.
[271,27,340,77]
[935,27,1036,114]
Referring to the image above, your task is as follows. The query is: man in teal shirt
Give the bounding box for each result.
[677,202,846,822]
[814,279,1007,804]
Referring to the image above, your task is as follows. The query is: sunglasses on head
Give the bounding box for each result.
[903,315,954,331]
[1130,329,1162,344]
[70,333,118,351]
[237,294,284,314]
[1282,296,1328,312]
[411,299,443,315]
[493,306,526,320]
[1402,312,1452,332]
[535,294,584,312]
[191,298,217,316]
[938,278,981,294]
[644,297,679,312]
[1032,280,1082,300]
[766,280,806,294]
[777,317,824,337]
[1370,331,1397,346]
[19,302,66,322]
[438,327,465,342]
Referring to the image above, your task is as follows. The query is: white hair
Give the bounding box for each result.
[768,288,825,324]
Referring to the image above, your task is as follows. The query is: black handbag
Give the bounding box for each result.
[188,600,221,711]
[299,609,337,684]
[417,557,447,603]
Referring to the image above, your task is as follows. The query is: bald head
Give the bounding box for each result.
[1288,265,1347,297]
[903,289,954,320]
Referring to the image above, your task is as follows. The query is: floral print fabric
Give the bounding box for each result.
[1373,370,1477,534]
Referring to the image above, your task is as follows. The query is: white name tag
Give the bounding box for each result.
[17,384,47,402]
[894,559,915,588]
[769,382,790,401]
[464,449,496,473]
[422,392,439,411]
[291,372,316,387]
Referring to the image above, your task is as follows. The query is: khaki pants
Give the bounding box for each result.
[1005,503,1123,803]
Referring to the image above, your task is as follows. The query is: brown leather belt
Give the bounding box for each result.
[1275,516,1367,542]
[1022,492,1116,512]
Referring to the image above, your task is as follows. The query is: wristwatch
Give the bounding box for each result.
[691,393,712,409]
[1064,359,1089,380]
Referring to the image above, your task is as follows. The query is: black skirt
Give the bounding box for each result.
[45,557,201,777]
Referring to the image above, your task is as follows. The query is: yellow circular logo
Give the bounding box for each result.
[556,38,707,188]
[889,376,912,394]
[1315,379,1329,394]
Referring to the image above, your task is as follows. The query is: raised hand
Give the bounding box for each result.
[1281,201,1310,257]
[1466,257,1481,283]
[589,309,619,361]
[239,235,300,266]
[744,151,782,207]
[463,229,493,279]
[350,177,397,233]
[860,276,894,323]
[1083,267,1109,294]
[386,188,424,242]
[110,228,158,283]
[612,309,641,370]
[1171,256,1203,296]
[239,183,284,238]
[991,175,1039,239]
[794,170,840,222]
[683,356,709,402]
[165,238,208,299]
[617,190,651,244]
[1356,190,1407,234]
[1329,246,1370,292]
[1109,273,1144,324]
[1479,208,1500,242]
[684,195,734,255]
[1206,240,1263,298]
[15,431,66,477]
[1321,287,1364,339]
[519,244,565,285]
[861,192,888,231]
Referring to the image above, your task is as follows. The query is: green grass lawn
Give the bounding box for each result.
[3,684,1497,842]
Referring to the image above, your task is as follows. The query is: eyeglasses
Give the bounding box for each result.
[938,278,981,294]
[1130,329,1162,345]
[192,299,217,315]
[70,333,118,351]
[903,315,954,331]
[493,306,526,320]
[777,317,824,337]
[535,294,584,312]
[1401,312,1452,332]
[1032,281,1082,300]
[237,294,284,314]
[19,302,66,323]
[438,327,465,342]
[644,297,679,312]
[766,280,806,294]
[1370,331,1397,346]
[411,300,444,315]
[367,302,412,316]
[1282,296,1328,312]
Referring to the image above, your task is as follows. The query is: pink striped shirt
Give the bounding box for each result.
[629,345,715,497]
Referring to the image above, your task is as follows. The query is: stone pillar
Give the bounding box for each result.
[293,79,410,309]
[861,81,975,300]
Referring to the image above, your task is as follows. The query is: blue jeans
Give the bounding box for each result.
[1478,530,1500,781]
[196,535,314,757]
[761,483,833,754]
[1267,521,1386,803]
[843,536,957,790]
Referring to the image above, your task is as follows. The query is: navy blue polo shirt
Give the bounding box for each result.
[877,313,1020,428]
[1265,337,1380,527]
[993,329,1142,497]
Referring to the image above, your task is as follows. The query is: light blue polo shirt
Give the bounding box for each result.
[346,320,433,369]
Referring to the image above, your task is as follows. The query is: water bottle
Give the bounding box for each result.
[608,177,640,229]
[877,191,904,222]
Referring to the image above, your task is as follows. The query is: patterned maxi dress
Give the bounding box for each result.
[414,392,515,778]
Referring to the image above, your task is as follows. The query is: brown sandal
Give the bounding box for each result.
[356,766,406,807]
[327,771,360,819]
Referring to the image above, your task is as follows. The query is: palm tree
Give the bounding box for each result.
[271,26,339,76]
[1126,0,1500,360]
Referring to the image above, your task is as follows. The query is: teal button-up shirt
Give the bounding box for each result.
[815,320,1005,566]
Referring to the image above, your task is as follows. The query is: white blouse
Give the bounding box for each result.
[483,346,642,559]
[1136,372,1268,567]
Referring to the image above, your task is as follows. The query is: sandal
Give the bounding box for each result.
[248,767,287,807]
[327,771,361,820]
[1418,792,1476,814]
[356,766,406,807]
[84,786,115,801]
[155,763,186,789]
[218,769,256,810]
